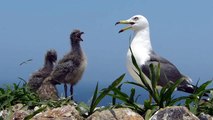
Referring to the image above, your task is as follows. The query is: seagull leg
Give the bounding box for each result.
[64,84,67,98]
[70,84,74,100]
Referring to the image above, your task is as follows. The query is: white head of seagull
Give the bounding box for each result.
[115,15,201,95]
[116,15,149,32]
[116,15,152,54]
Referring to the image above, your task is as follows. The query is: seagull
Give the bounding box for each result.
[116,15,196,94]
[47,29,87,100]
[28,50,57,92]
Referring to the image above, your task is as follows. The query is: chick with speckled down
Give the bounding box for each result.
[28,49,57,92]
[47,29,87,100]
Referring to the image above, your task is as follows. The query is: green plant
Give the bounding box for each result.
[77,45,213,118]
[0,80,40,110]
[89,74,125,115]
[76,74,125,116]
[197,93,213,115]
[107,86,145,114]
[106,47,213,119]
[24,106,47,120]
[181,80,213,115]
[127,47,185,108]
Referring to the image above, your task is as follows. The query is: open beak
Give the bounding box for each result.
[80,32,84,41]
[115,20,135,33]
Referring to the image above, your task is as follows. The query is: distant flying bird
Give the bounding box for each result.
[116,15,196,94]
[19,59,33,66]
[27,50,57,92]
[47,29,87,100]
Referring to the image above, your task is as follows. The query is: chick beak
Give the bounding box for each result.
[80,32,84,41]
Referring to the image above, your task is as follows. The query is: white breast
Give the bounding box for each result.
[126,47,150,85]
[125,26,152,86]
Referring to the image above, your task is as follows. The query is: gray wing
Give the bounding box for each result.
[50,60,75,82]
[141,51,199,94]
[141,51,187,87]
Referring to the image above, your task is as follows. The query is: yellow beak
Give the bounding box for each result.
[115,20,134,33]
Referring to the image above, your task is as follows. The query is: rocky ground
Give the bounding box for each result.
[1,104,213,120]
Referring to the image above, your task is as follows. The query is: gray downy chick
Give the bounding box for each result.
[48,29,87,100]
[27,49,57,92]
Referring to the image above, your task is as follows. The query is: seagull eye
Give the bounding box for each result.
[133,17,139,21]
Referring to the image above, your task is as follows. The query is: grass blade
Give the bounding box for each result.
[112,84,122,105]
[24,106,46,120]
[194,80,212,95]
[89,74,125,114]
[130,47,150,89]
[124,81,148,91]
[129,88,136,103]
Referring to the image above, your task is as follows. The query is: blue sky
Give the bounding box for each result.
[0,1,213,103]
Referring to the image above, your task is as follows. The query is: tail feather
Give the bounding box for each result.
[177,80,209,97]
[177,83,195,94]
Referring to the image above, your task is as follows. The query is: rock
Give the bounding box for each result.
[150,106,199,120]
[0,104,31,120]
[13,110,29,120]
[0,110,11,119]
[198,113,213,120]
[12,103,24,111]
[86,108,143,120]
[1,109,30,120]
[32,105,84,120]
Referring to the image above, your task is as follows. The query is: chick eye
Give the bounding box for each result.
[133,17,139,21]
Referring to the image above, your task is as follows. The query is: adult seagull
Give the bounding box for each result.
[116,15,195,93]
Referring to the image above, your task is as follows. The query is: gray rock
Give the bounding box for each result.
[0,104,31,120]
[32,105,84,120]
[13,110,29,120]
[150,106,199,120]
[86,108,143,120]
[198,113,213,120]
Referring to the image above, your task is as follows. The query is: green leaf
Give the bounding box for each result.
[145,109,153,120]
[89,74,125,115]
[107,93,128,103]
[0,116,3,120]
[149,63,161,103]
[135,94,141,103]
[0,88,5,94]
[159,84,168,97]
[164,79,183,99]
[112,87,129,98]
[13,83,19,90]
[194,80,212,95]
[124,81,148,91]
[149,64,156,89]
[77,102,90,115]
[90,82,99,112]
[129,47,151,89]
[18,77,27,84]
[129,88,135,103]
[112,84,122,105]
[24,106,46,120]
[144,100,152,109]
[169,96,189,106]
